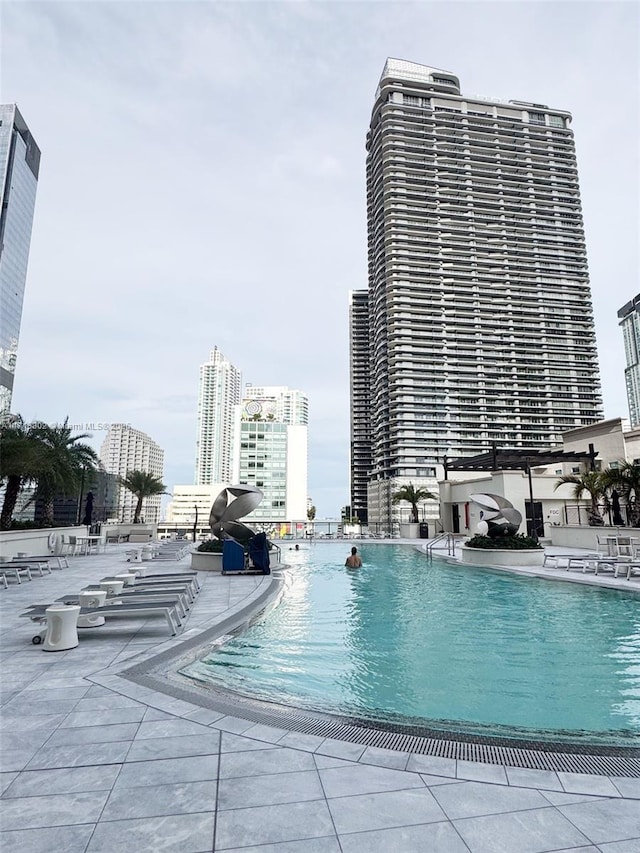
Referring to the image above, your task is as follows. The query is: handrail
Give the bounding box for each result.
[270,543,282,566]
[426,532,457,559]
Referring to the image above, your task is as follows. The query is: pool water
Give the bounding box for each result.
[182,543,640,745]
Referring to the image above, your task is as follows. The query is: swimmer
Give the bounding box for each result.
[345,546,362,568]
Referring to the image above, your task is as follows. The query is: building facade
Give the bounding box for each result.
[0,105,41,414]
[356,58,604,525]
[99,424,164,523]
[348,290,371,523]
[618,294,640,428]
[231,390,308,525]
[244,385,309,425]
[163,484,225,535]
[195,348,242,485]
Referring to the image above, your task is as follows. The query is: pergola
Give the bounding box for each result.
[442,443,599,539]
[443,444,598,477]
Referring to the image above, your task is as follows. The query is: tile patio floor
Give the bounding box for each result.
[0,543,638,852]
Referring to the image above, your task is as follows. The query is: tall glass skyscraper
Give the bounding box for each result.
[0,105,41,414]
[354,59,603,525]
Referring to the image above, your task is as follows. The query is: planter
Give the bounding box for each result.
[461,546,546,568]
[399,523,420,539]
[190,551,223,572]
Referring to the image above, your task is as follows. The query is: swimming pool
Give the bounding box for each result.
[181,543,640,745]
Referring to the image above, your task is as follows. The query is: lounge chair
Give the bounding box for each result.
[1,565,33,584]
[9,559,53,577]
[22,600,183,638]
[52,590,190,619]
[12,555,69,570]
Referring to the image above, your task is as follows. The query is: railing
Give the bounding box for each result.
[270,543,282,566]
[426,532,457,558]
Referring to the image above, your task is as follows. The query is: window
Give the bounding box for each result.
[529,111,546,125]
[549,115,564,128]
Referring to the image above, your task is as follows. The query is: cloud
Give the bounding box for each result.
[5,1,638,517]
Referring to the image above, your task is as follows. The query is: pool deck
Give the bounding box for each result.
[0,542,638,852]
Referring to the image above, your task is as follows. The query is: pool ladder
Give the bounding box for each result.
[426,532,457,559]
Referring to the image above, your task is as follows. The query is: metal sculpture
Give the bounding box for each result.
[469,493,522,538]
[209,484,263,544]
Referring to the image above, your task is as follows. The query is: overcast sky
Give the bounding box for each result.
[3,1,638,518]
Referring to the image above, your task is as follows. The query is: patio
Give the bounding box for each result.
[0,543,638,852]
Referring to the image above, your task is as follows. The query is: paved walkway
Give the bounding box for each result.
[0,543,638,852]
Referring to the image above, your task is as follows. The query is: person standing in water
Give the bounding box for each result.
[345,546,362,568]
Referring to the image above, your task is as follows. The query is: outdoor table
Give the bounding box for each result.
[77,590,107,627]
[43,605,81,652]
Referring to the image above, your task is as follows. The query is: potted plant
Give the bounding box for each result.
[461,533,545,567]
[191,538,224,572]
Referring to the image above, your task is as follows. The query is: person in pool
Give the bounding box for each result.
[345,546,362,568]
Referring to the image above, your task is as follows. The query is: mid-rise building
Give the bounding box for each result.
[243,385,309,425]
[232,391,308,525]
[195,348,242,484]
[0,105,41,414]
[618,294,640,428]
[99,424,164,523]
[354,58,604,525]
[164,484,225,527]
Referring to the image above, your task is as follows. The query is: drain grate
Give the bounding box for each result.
[123,667,640,777]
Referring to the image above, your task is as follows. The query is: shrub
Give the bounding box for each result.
[465,533,543,550]
[197,539,224,553]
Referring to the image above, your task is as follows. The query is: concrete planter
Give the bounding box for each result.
[399,523,420,539]
[191,551,223,572]
[461,546,545,568]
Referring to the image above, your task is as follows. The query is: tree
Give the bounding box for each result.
[392,483,437,524]
[554,471,607,526]
[31,418,99,526]
[307,505,316,521]
[602,462,640,527]
[0,416,43,529]
[119,470,167,524]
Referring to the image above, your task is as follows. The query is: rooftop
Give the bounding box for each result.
[0,541,638,851]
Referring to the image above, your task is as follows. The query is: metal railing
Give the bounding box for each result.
[426,532,457,558]
[270,543,282,565]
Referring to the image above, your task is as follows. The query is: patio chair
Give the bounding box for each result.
[22,599,183,639]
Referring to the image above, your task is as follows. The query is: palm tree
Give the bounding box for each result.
[392,483,437,524]
[0,416,43,529]
[602,462,640,527]
[554,471,606,526]
[307,505,316,522]
[119,470,167,524]
[31,418,98,526]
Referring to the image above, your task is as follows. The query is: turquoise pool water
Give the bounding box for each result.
[182,543,640,745]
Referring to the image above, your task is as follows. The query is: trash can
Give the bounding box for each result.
[222,540,245,573]
[419,523,430,539]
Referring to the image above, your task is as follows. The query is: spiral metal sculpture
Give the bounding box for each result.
[469,493,522,538]
[209,484,263,544]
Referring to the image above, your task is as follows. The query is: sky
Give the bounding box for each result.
[2,0,638,519]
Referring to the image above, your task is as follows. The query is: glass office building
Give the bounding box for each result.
[0,105,40,414]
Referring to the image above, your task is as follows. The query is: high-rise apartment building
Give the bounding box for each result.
[618,294,640,428]
[349,290,371,523]
[355,58,603,524]
[195,348,241,485]
[99,424,164,523]
[0,105,41,414]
